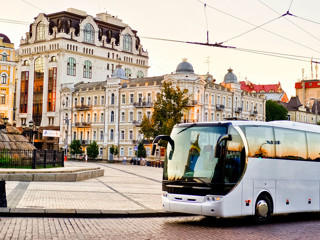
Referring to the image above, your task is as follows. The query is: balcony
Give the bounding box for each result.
[250,110,258,116]
[235,107,242,113]
[74,104,92,111]
[216,104,225,111]
[133,101,153,108]
[187,100,198,106]
[133,120,142,126]
[74,122,91,128]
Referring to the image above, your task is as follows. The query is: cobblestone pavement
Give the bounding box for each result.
[5,161,163,211]
[1,214,320,240]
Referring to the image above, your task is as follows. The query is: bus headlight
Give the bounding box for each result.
[205,195,223,202]
[162,191,168,198]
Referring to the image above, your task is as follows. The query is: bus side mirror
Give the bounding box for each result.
[151,135,175,156]
[215,134,232,158]
[151,144,157,156]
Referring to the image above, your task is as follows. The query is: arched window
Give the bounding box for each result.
[83,60,92,79]
[123,34,132,52]
[110,129,114,140]
[110,111,115,122]
[1,73,7,84]
[125,68,131,78]
[1,53,7,61]
[83,23,94,43]
[67,57,76,76]
[137,70,144,78]
[111,93,115,104]
[36,22,45,41]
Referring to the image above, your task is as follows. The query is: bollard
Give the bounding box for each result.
[0,179,7,208]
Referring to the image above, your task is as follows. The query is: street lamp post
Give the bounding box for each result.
[64,116,70,160]
[22,120,38,145]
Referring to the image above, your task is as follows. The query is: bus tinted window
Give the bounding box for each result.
[307,132,320,161]
[274,128,307,160]
[243,126,275,158]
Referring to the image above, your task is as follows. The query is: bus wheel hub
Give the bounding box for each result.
[256,200,268,217]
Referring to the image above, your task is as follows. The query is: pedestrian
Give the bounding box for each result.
[85,154,88,162]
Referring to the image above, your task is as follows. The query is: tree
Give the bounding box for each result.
[87,141,99,160]
[69,140,83,156]
[266,100,288,121]
[136,142,147,158]
[140,81,189,138]
[110,145,119,156]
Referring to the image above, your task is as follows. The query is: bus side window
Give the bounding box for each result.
[243,126,275,158]
[307,132,320,161]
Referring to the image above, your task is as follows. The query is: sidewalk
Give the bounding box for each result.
[0,161,188,218]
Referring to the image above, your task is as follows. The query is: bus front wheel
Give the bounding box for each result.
[254,195,272,223]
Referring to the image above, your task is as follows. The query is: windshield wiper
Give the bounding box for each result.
[192,177,211,187]
[177,122,197,135]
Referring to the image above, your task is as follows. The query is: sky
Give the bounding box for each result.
[2,0,320,98]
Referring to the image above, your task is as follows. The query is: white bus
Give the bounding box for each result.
[152,121,320,223]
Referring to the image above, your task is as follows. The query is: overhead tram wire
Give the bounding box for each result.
[256,0,320,44]
[220,14,285,44]
[140,36,320,64]
[197,0,320,55]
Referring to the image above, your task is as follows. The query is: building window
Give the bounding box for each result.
[128,147,133,156]
[67,57,76,76]
[121,94,126,104]
[100,113,104,122]
[211,94,215,106]
[88,97,91,106]
[94,113,97,123]
[110,111,115,122]
[33,57,44,126]
[0,95,5,104]
[101,96,105,105]
[99,147,103,156]
[137,70,144,78]
[147,93,151,103]
[94,96,98,105]
[20,71,29,113]
[1,53,7,61]
[123,34,132,52]
[138,93,143,103]
[125,68,131,78]
[211,112,215,121]
[73,132,76,140]
[129,112,133,122]
[147,111,151,119]
[48,117,54,125]
[129,93,134,103]
[47,67,57,112]
[84,23,94,43]
[129,130,133,140]
[138,112,142,121]
[121,112,125,122]
[93,131,96,140]
[1,73,7,84]
[111,93,115,105]
[83,60,92,79]
[100,131,104,140]
[110,129,114,140]
[121,130,125,140]
[120,147,124,156]
[36,22,45,41]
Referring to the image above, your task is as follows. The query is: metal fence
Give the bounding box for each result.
[0,149,64,169]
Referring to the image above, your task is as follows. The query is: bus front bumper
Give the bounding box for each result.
[162,192,224,217]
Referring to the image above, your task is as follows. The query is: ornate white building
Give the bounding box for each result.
[15,8,149,149]
[60,59,265,160]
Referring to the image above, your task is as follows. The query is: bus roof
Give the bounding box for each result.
[176,121,320,133]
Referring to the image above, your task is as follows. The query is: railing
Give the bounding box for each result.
[187,100,198,106]
[74,122,91,127]
[73,104,92,111]
[133,102,153,108]
[0,149,64,169]
[235,107,242,113]
[133,120,142,126]
[250,110,258,116]
[216,104,225,111]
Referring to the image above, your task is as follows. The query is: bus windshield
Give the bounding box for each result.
[163,124,246,194]
[164,125,227,183]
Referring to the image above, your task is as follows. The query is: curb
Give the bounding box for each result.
[0,208,194,218]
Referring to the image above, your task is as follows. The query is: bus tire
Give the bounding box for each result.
[254,194,272,223]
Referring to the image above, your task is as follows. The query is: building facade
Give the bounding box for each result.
[15,8,148,149]
[295,79,320,107]
[60,60,266,160]
[0,34,16,123]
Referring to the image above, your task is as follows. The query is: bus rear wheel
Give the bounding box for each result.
[254,195,272,223]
